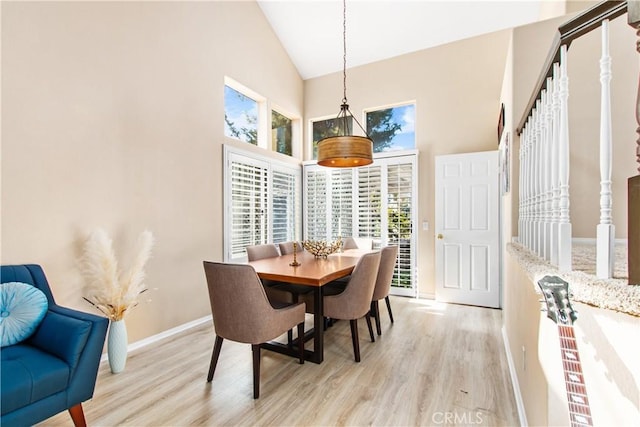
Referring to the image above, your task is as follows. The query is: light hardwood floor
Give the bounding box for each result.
[42,297,519,427]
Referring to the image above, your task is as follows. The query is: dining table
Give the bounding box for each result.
[248,248,371,364]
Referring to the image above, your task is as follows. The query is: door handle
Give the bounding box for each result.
[437,234,443,239]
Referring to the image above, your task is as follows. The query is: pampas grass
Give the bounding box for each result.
[81,229,154,321]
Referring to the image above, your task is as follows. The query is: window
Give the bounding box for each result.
[366,104,415,152]
[386,162,415,289]
[224,146,301,262]
[304,168,328,241]
[331,169,354,240]
[224,85,258,145]
[303,153,418,296]
[272,167,298,242]
[272,110,292,156]
[358,166,382,242]
[310,116,353,160]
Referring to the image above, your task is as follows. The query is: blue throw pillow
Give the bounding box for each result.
[0,282,48,347]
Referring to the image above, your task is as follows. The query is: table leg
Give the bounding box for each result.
[260,285,325,364]
[311,286,324,364]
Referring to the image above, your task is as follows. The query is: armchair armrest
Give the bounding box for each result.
[27,310,92,371]
[27,306,108,406]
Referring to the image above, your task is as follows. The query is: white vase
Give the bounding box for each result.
[107,319,128,374]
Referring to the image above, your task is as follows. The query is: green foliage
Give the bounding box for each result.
[311,117,349,159]
[388,206,412,240]
[225,113,257,145]
[272,111,292,155]
[367,108,402,152]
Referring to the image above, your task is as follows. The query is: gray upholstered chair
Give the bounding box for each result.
[203,261,305,399]
[246,243,280,261]
[370,245,399,335]
[323,251,381,362]
[342,237,374,250]
[278,241,304,255]
[246,243,293,303]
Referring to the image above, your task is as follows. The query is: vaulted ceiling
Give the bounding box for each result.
[257,0,547,80]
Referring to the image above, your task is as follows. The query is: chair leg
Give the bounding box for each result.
[207,336,224,382]
[350,319,361,363]
[365,313,375,343]
[288,293,301,346]
[372,300,382,335]
[252,344,261,399]
[385,296,394,324]
[297,322,305,364]
[68,403,86,427]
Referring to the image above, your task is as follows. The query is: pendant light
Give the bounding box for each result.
[317,0,373,168]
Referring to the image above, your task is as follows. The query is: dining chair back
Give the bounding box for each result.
[245,243,294,304]
[323,251,381,362]
[371,245,399,335]
[202,261,305,398]
[278,241,304,255]
[342,237,374,250]
[246,244,280,261]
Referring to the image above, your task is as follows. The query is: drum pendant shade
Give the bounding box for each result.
[317,0,374,168]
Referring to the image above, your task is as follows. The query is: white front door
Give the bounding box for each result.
[435,151,500,308]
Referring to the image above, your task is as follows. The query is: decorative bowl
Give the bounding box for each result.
[302,238,343,259]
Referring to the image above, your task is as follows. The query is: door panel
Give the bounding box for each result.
[435,151,500,308]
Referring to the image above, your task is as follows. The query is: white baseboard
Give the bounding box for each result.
[101,315,212,363]
[502,326,528,427]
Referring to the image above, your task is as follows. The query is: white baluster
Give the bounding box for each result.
[543,83,553,261]
[519,129,524,244]
[597,19,615,279]
[550,63,561,266]
[527,110,536,252]
[539,91,548,259]
[523,125,531,249]
[558,44,572,272]
[534,100,543,257]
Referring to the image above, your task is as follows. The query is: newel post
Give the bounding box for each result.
[629,0,640,285]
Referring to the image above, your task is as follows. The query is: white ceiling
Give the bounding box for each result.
[257,0,546,80]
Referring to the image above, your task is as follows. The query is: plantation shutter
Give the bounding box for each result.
[228,154,269,261]
[303,153,417,296]
[224,146,301,262]
[386,161,416,292]
[331,169,354,240]
[304,168,328,241]
[272,166,299,244]
[357,165,382,246]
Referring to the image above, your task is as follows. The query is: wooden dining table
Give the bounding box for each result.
[248,249,369,364]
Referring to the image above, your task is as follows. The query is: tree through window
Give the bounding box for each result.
[366,104,415,152]
[224,85,258,145]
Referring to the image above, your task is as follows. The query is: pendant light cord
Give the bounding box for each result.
[342,0,347,104]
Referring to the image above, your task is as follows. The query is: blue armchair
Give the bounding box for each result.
[1,264,108,427]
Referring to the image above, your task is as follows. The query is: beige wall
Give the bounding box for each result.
[1,1,303,342]
[304,30,511,297]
